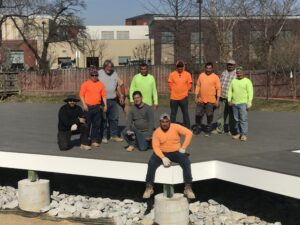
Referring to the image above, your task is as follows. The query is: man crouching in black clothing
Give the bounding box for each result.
[58,95,91,151]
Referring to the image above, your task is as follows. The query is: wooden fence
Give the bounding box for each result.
[0,72,19,98]
[18,66,300,99]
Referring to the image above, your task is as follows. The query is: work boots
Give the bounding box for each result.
[80,144,91,151]
[184,184,196,199]
[143,183,154,199]
[110,136,123,142]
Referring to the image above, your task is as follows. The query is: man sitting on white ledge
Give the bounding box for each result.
[143,113,195,199]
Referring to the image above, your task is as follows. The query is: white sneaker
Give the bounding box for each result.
[102,138,108,144]
[91,142,100,147]
[111,136,123,142]
[126,145,135,152]
[80,144,91,151]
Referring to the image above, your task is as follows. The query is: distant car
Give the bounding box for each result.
[59,61,75,69]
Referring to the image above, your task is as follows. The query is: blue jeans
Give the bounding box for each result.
[101,99,119,138]
[122,127,150,151]
[232,104,248,136]
[145,152,193,184]
[86,105,102,142]
[170,97,191,129]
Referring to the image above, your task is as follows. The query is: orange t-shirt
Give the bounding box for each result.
[195,73,221,103]
[168,71,192,100]
[79,79,107,106]
[152,123,193,159]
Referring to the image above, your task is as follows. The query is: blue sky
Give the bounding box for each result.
[81,0,149,25]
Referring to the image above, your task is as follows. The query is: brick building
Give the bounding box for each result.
[127,14,300,68]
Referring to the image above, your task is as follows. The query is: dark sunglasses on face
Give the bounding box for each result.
[90,75,98,77]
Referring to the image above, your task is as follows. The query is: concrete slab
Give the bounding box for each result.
[0,103,300,198]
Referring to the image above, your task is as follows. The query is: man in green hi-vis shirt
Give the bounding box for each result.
[130,63,158,108]
[228,66,253,142]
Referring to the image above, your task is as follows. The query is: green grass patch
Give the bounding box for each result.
[1,94,66,104]
[2,94,300,112]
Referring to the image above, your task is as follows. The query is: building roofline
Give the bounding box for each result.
[153,15,300,21]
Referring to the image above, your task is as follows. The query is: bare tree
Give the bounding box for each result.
[270,34,300,99]
[7,0,87,72]
[143,0,194,63]
[201,0,245,63]
[133,43,150,60]
[84,35,107,66]
[0,46,11,71]
[244,0,299,69]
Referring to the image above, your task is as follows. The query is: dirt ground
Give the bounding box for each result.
[0,214,84,225]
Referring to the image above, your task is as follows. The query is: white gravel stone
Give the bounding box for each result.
[65,205,76,214]
[200,202,209,208]
[57,211,73,218]
[0,186,283,225]
[50,200,58,208]
[52,191,59,197]
[88,209,102,219]
[231,211,247,221]
[3,200,18,209]
[208,199,219,205]
[130,206,140,214]
[48,209,59,217]
[189,201,200,213]
[123,199,134,204]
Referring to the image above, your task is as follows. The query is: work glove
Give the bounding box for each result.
[162,157,171,167]
[247,103,252,109]
[70,124,78,131]
[179,148,186,154]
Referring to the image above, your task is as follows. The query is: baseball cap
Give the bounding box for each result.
[227,59,236,65]
[160,113,170,121]
[236,66,244,72]
[176,62,184,68]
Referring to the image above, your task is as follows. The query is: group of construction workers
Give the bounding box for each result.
[57,59,253,199]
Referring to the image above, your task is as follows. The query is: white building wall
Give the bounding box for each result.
[86,25,149,40]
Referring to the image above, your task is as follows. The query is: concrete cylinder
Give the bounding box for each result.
[154,193,189,225]
[18,179,50,212]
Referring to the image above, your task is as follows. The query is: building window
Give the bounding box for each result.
[58,57,74,69]
[9,50,24,71]
[191,32,204,64]
[117,31,129,40]
[218,31,233,62]
[278,30,292,40]
[118,56,131,65]
[101,31,114,40]
[191,32,203,44]
[86,57,99,68]
[161,32,174,44]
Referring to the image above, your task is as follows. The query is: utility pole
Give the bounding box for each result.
[197,0,203,65]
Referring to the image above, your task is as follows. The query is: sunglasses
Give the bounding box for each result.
[90,75,98,77]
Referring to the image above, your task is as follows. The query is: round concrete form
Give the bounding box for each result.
[154,193,189,225]
[18,179,50,212]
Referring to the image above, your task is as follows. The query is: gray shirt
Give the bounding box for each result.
[98,69,120,99]
[126,104,154,138]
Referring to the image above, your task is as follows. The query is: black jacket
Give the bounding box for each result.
[58,104,84,131]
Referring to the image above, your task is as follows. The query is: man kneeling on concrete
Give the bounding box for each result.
[58,95,91,151]
[122,91,154,152]
[143,113,195,199]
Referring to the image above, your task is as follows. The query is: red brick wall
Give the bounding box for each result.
[3,40,38,68]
